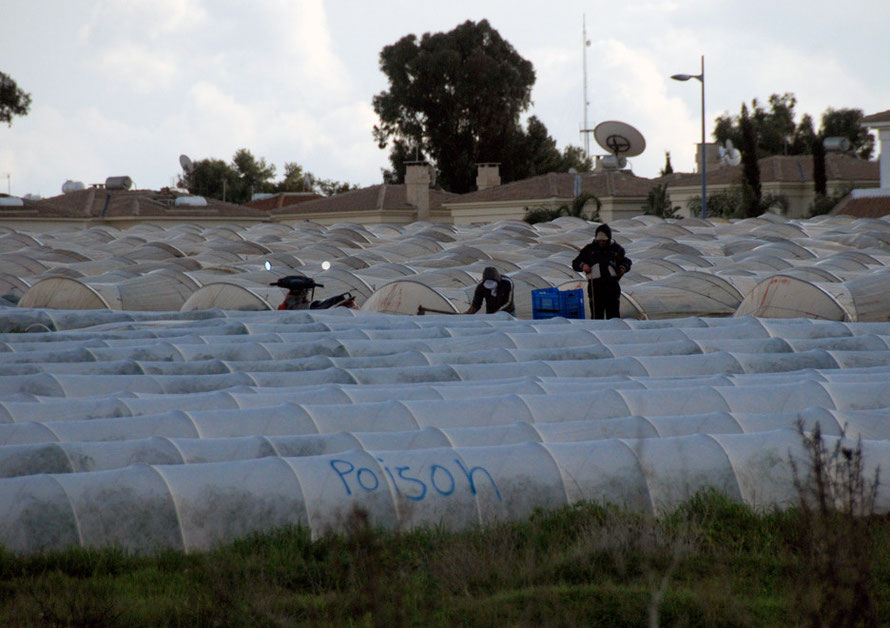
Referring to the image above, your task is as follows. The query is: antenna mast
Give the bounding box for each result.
[581,15,593,159]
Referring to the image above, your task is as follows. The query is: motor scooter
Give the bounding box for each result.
[270,275,357,310]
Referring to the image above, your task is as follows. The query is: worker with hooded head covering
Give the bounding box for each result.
[465,266,515,314]
[571,223,632,319]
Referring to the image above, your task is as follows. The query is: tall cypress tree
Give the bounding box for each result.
[739,104,762,217]
[812,134,827,197]
[661,151,674,176]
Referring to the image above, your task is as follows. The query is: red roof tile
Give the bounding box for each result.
[244,192,323,211]
[834,193,890,218]
[669,153,878,187]
[272,184,459,216]
[15,188,270,220]
[862,110,890,124]
[447,170,661,205]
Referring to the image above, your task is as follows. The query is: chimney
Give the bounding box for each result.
[405,161,431,221]
[695,143,722,171]
[82,187,96,215]
[476,163,501,191]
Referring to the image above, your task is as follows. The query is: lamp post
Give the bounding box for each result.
[671,55,707,219]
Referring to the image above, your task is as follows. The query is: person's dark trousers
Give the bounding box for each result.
[589,278,621,319]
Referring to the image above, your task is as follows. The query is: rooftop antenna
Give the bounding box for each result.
[580,15,594,159]
[1,173,9,195]
[593,120,646,170]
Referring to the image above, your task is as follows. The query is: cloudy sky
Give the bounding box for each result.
[2,0,888,198]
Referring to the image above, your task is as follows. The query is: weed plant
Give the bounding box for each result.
[1,427,888,626]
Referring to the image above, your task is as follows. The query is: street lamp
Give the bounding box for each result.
[671,55,707,219]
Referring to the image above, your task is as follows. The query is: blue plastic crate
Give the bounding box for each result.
[531,288,585,319]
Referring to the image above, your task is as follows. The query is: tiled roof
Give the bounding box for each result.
[10,188,270,220]
[669,153,878,187]
[273,184,459,216]
[244,192,323,211]
[862,110,890,125]
[447,170,662,206]
[833,192,890,218]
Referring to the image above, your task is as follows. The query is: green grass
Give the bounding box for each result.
[2,490,889,626]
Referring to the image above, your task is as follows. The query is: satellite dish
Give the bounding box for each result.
[719,140,742,166]
[179,154,195,173]
[593,121,646,158]
[264,261,272,271]
[321,260,331,271]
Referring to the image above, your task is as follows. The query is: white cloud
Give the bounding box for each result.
[77,0,208,43]
[625,1,680,13]
[281,0,350,94]
[95,45,180,93]
[0,104,157,196]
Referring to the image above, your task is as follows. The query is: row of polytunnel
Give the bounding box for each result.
[2,306,890,553]
[3,213,890,320]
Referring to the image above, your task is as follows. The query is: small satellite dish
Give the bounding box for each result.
[321,260,331,271]
[594,121,646,158]
[264,261,272,271]
[719,140,742,166]
[179,154,195,173]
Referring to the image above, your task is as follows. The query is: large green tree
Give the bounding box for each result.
[179,151,355,203]
[714,94,873,159]
[231,149,276,202]
[373,20,587,193]
[506,116,593,181]
[178,149,274,204]
[276,162,313,192]
[179,158,241,203]
[0,72,31,127]
[278,162,357,196]
[821,107,874,159]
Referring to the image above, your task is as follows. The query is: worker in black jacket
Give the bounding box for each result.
[465,266,515,314]
[571,224,632,319]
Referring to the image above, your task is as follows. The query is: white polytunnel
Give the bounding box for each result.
[620,271,743,319]
[17,276,116,310]
[0,274,30,305]
[731,270,890,321]
[2,214,889,318]
[2,214,890,553]
[362,280,461,315]
[356,262,417,280]
[2,430,889,553]
[181,281,279,311]
[19,269,201,311]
